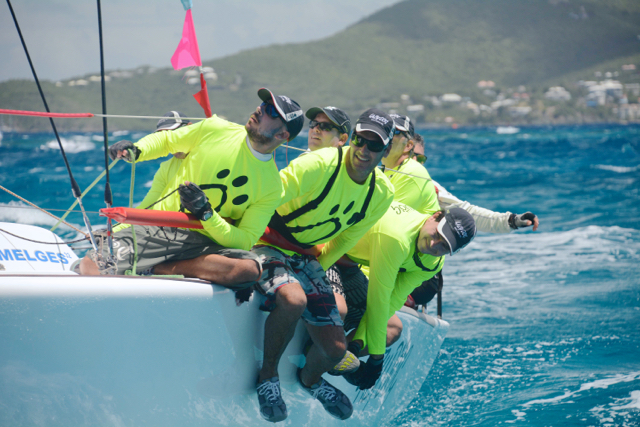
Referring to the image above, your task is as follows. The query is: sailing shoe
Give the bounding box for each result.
[328,350,360,376]
[297,369,353,420]
[256,377,288,423]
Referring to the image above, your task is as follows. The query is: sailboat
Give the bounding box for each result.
[0,1,449,425]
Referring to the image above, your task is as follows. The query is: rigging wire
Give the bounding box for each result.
[6,0,99,252]
[0,184,89,236]
[96,0,114,257]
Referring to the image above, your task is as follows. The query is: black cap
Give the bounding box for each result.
[354,108,395,145]
[257,88,304,141]
[437,207,477,255]
[156,111,188,131]
[305,106,351,136]
[389,113,415,138]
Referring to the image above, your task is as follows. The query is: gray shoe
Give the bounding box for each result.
[328,350,360,376]
[256,377,287,423]
[297,369,353,420]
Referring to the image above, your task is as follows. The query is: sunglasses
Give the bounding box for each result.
[260,102,282,120]
[415,154,427,164]
[351,134,386,153]
[309,120,341,133]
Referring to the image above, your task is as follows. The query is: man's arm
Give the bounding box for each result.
[135,119,205,162]
[202,188,282,250]
[433,180,538,233]
[352,232,407,356]
[137,161,172,209]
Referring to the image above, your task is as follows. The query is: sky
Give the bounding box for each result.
[1,0,399,82]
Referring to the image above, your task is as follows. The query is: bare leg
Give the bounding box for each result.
[334,292,347,321]
[386,314,403,347]
[258,283,307,382]
[154,254,260,287]
[79,256,100,275]
[348,314,403,356]
[300,324,347,386]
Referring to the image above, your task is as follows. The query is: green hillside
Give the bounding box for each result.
[2,0,639,131]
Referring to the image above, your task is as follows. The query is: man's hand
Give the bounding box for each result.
[179,182,213,221]
[108,140,141,161]
[509,212,539,231]
[344,355,383,390]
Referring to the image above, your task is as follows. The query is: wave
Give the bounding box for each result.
[40,136,96,153]
[592,164,640,173]
[0,201,84,235]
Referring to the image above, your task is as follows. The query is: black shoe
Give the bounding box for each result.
[297,369,353,420]
[256,377,287,423]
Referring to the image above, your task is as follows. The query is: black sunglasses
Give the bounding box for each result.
[260,102,282,120]
[309,120,341,133]
[415,154,427,164]
[351,134,386,153]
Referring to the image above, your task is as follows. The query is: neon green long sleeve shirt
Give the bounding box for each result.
[133,115,283,250]
[269,146,394,270]
[346,201,444,355]
[384,158,440,215]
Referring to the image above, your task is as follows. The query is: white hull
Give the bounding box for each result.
[0,224,448,426]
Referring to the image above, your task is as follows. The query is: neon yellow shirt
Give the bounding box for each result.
[134,115,283,250]
[346,201,444,355]
[138,156,184,210]
[269,146,394,270]
[385,158,440,214]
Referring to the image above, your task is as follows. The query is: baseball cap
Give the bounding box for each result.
[257,88,304,141]
[389,113,415,138]
[353,108,396,146]
[305,106,351,136]
[156,111,189,131]
[437,207,477,255]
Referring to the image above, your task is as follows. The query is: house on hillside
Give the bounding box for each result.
[545,86,571,101]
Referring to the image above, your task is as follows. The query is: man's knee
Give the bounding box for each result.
[386,315,403,347]
[78,256,99,276]
[275,283,307,315]
[313,326,347,362]
[228,258,261,284]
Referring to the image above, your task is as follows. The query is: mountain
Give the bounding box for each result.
[2,0,639,132]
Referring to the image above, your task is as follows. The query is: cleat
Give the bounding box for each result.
[328,350,360,376]
[256,377,287,423]
[297,369,353,420]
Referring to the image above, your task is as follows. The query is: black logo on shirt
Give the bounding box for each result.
[199,169,250,212]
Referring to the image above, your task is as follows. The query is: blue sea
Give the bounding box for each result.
[1,124,639,426]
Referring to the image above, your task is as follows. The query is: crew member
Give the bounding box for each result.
[336,203,476,390]
[79,88,304,292]
[408,134,539,305]
[252,108,395,422]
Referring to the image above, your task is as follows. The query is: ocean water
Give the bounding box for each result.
[1,124,639,426]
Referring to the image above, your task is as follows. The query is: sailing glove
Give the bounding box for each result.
[179,182,213,221]
[509,212,537,229]
[356,356,384,390]
[108,140,141,161]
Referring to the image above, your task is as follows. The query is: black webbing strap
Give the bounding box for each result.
[267,212,315,249]
[347,170,376,226]
[281,147,343,223]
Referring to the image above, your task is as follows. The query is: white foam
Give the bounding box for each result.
[0,201,83,234]
[111,130,130,137]
[593,164,640,173]
[40,136,95,153]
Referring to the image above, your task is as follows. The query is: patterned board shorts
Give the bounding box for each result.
[251,245,343,327]
[87,225,260,279]
[329,264,369,332]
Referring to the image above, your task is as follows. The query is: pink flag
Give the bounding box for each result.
[193,73,212,118]
[171,9,202,70]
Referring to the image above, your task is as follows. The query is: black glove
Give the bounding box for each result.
[179,182,213,221]
[344,356,384,390]
[235,286,254,306]
[509,212,537,229]
[108,140,141,161]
